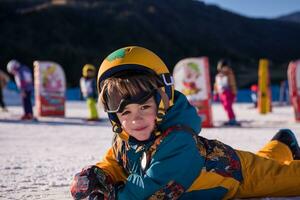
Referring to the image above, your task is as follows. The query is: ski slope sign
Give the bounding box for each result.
[173,57,213,127]
[288,60,300,122]
[34,61,66,117]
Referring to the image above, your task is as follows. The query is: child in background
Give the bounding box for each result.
[80,64,99,121]
[7,59,34,120]
[250,83,258,108]
[214,59,239,126]
[0,69,10,111]
[71,46,300,200]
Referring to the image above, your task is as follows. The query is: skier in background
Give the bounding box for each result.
[80,64,99,121]
[7,59,34,120]
[0,69,10,112]
[214,59,239,126]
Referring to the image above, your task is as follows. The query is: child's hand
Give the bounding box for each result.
[70,165,115,200]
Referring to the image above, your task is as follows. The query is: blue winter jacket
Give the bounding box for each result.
[14,65,33,92]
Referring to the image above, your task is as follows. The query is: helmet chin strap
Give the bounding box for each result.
[112,122,122,134]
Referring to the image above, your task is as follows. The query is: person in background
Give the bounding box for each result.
[6,59,34,120]
[279,80,290,106]
[250,83,258,108]
[0,69,10,111]
[80,64,99,121]
[213,59,239,126]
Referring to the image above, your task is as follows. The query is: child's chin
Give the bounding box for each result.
[136,134,151,141]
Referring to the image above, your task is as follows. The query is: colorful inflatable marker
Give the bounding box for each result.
[173,57,213,127]
[258,59,272,114]
[288,60,300,122]
[34,61,66,116]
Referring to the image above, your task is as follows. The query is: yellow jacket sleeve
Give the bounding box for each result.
[95,147,127,184]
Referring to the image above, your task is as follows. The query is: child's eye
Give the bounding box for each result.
[121,110,130,116]
[141,105,151,110]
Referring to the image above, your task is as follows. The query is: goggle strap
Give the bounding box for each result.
[169,85,174,107]
[108,112,118,123]
[156,88,170,123]
[158,88,170,110]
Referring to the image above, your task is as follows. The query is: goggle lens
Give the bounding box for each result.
[104,90,155,113]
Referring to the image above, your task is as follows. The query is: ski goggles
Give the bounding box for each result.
[104,90,156,113]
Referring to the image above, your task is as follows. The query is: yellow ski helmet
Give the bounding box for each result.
[97,46,174,133]
[82,64,96,77]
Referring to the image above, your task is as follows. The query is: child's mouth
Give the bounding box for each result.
[134,126,147,131]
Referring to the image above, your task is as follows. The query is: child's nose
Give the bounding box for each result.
[132,112,143,123]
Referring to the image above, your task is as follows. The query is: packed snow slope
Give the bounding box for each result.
[1,101,300,200]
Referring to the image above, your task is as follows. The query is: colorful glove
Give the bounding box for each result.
[70,165,116,200]
[88,191,105,200]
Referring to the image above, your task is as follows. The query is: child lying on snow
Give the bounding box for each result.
[70,46,300,200]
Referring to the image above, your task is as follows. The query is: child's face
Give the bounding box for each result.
[87,70,95,77]
[116,97,157,141]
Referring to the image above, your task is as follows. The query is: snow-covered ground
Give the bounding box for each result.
[1,100,300,200]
